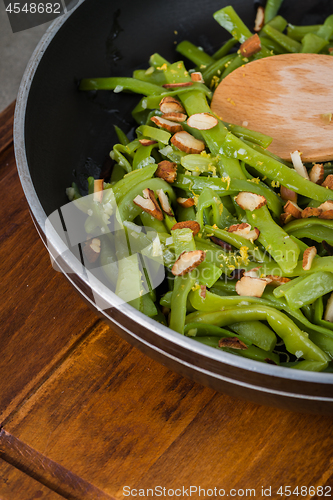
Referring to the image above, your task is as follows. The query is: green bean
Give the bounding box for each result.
[185,305,330,362]
[284,218,333,246]
[264,0,284,24]
[176,40,215,68]
[189,288,280,312]
[202,54,236,87]
[133,68,167,86]
[287,24,322,42]
[301,33,329,53]
[212,37,238,60]
[280,360,328,371]
[223,122,273,149]
[276,272,333,309]
[132,143,158,170]
[314,297,333,331]
[229,321,277,351]
[222,132,333,202]
[79,77,163,95]
[247,205,300,274]
[111,164,157,203]
[149,53,169,69]
[261,24,302,53]
[184,322,250,343]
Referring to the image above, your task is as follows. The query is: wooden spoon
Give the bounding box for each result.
[211,53,333,162]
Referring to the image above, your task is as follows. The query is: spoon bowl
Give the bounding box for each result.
[211,53,333,162]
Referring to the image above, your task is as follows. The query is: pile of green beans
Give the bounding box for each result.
[72,1,333,372]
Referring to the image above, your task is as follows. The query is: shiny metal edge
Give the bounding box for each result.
[13,0,333,392]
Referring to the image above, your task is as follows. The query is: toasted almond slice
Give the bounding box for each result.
[280,186,298,203]
[239,34,262,57]
[93,179,104,203]
[280,212,295,225]
[301,207,322,218]
[133,188,164,221]
[254,5,265,32]
[171,131,205,154]
[235,276,268,298]
[162,82,193,89]
[171,250,205,276]
[187,113,218,131]
[171,220,201,236]
[284,200,302,219]
[161,112,187,123]
[210,236,233,252]
[243,267,261,278]
[290,150,309,180]
[157,189,173,216]
[227,222,259,241]
[177,197,195,208]
[199,285,207,299]
[235,192,267,211]
[191,71,205,83]
[264,275,291,286]
[309,163,324,184]
[302,246,317,271]
[139,138,158,146]
[83,238,101,263]
[155,160,177,183]
[322,174,333,189]
[218,337,248,350]
[150,115,183,133]
[159,96,185,114]
[324,292,333,322]
[318,201,333,211]
[319,210,333,220]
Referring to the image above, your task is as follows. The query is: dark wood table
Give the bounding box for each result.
[1,102,333,500]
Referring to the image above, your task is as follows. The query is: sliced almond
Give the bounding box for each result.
[191,71,205,83]
[161,112,187,123]
[318,210,333,220]
[155,160,177,183]
[133,188,164,221]
[301,207,322,218]
[218,337,248,350]
[264,275,291,286]
[318,201,333,211]
[187,112,218,131]
[139,139,158,146]
[324,292,333,322]
[322,174,333,189]
[171,220,200,236]
[235,276,268,298]
[150,115,183,134]
[171,131,205,154]
[302,246,317,271]
[318,201,333,219]
[227,222,259,241]
[93,179,104,203]
[280,186,298,203]
[162,82,193,89]
[254,5,265,32]
[309,163,324,184]
[171,250,205,276]
[199,285,207,299]
[290,150,309,179]
[159,96,185,114]
[243,267,261,278]
[284,200,302,219]
[235,192,267,211]
[210,236,233,252]
[280,212,295,225]
[83,238,101,263]
[177,197,195,208]
[157,189,173,216]
[239,34,262,57]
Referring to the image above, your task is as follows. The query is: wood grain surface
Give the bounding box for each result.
[1,102,333,500]
[211,53,333,162]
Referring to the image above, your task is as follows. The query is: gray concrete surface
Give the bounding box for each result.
[0,1,51,112]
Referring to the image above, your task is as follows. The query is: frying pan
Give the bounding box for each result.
[14,0,333,414]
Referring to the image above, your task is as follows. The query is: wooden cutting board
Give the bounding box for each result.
[0,102,333,500]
